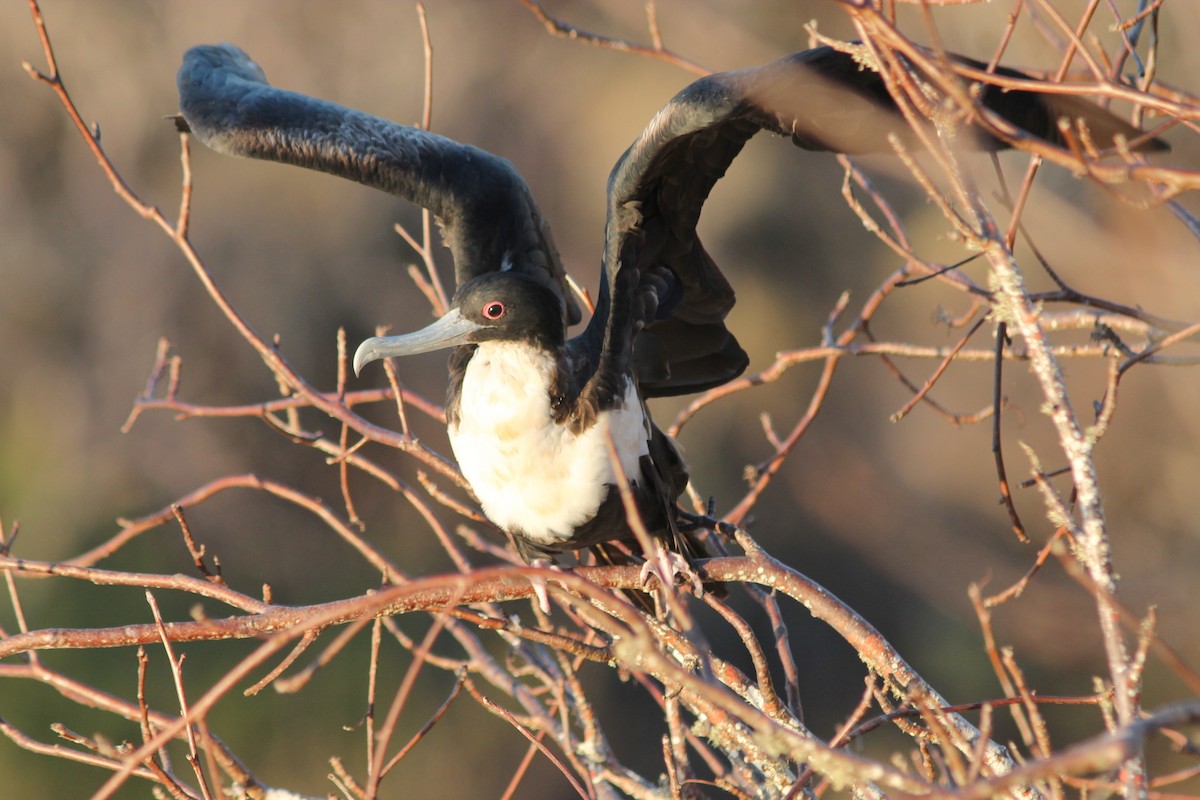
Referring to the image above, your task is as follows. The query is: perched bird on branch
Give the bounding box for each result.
[176,42,1164,577]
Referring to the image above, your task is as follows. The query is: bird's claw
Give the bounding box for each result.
[527,557,561,614]
[531,579,552,614]
[676,507,737,539]
[639,549,703,597]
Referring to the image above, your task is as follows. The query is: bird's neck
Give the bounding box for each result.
[446,341,578,428]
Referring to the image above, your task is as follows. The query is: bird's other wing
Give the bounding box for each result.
[176,44,580,325]
[585,45,1166,401]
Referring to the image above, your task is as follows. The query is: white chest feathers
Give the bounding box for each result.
[448,341,650,546]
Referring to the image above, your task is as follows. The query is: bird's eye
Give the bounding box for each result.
[482,301,506,320]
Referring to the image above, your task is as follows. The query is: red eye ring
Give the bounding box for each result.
[482,301,506,320]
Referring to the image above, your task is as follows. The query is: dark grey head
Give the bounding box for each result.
[354,271,568,375]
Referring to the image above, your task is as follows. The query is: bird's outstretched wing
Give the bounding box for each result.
[176,44,580,325]
[586,45,1166,400]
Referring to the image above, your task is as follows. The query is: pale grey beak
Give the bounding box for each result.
[353,307,483,376]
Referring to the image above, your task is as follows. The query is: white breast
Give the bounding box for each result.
[448,341,649,546]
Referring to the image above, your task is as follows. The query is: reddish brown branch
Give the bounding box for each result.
[518,0,709,76]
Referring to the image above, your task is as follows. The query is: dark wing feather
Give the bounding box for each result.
[177,44,580,325]
[584,46,1166,401]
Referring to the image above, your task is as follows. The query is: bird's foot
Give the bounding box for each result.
[676,507,738,538]
[525,556,562,615]
[531,578,552,615]
[639,549,703,597]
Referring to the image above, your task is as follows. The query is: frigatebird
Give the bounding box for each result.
[177,43,1163,568]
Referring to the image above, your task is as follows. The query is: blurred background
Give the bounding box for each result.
[2,0,1198,796]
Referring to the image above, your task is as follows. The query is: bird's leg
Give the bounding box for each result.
[670,501,739,599]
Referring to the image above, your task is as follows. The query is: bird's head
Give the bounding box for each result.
[354,271,568,375]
